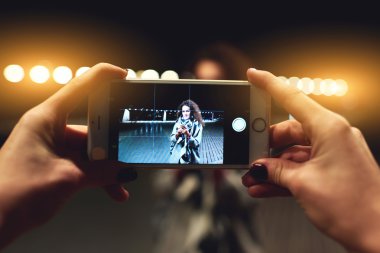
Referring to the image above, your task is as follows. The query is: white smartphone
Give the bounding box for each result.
[88,79,270,169]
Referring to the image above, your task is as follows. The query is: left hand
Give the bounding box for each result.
[0,63,137,248]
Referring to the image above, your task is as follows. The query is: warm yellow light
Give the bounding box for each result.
[3,64,25,83]
[288,77,300,89]
[299,77,314,94]
[335,79,348,96]
[30,65,50,84]
[279,76,347,96]
[53,66,73,84]
[312,78,323,95]
[126,68,137,79]
[320,79,337,96]
[277,76,289,84]
[136,70,144,78]
[141,69,159,79]
[75,66,90,77]
[161,70,179,80]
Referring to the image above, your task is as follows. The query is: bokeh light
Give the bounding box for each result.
[53,66,72,84]
[161,70,179,80]
[288,76,300,89]
[277,76,289,84]
[75,66,90,77]
[126,68,137,79]
[312,78,323,95]
[320,79,337,96]
[3,64,24,83]
[30,65,50,84]
[335,79,349,96]
[299,77,314,94]
[141,69,159,79]
[2,63,349,96]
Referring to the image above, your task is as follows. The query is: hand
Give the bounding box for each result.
[0,63,137,249]
[180,125,190,137]
[176,128,184,138]
[242,68,380,252]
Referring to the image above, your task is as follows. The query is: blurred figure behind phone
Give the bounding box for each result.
[151,42,263,253]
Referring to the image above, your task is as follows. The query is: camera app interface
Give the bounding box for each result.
[109,81,250,165]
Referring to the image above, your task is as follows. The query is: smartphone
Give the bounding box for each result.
[88,79,270,169]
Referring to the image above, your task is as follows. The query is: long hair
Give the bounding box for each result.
[177,99,205,127]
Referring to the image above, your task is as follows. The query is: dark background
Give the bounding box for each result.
[1,1,380,252]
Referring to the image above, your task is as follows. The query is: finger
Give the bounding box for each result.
[81,161,138,187]
[270,120,309,149]
[276,145,312,163]
[45,63,127,116]
[104,184,130,202]
[247,184,291,198]
[247,68,331,138]
[64,125,87,150]
[242,164,292,198]
[242,159,300,190]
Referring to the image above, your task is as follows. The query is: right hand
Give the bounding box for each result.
[242,68,380,253]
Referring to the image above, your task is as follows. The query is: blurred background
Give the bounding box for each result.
[1,1,380,252]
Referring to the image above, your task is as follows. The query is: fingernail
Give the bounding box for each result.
[249,163,268,181]
[117,168,138,183]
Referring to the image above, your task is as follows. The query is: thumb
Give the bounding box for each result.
[242,158,300,197]
[81,160,138,187]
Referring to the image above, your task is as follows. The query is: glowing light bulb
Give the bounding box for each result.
[335,79,348,96]
[136,70,144,78]
[126,68,137,79]
[30,65,50,84]
[312,78,323,95]
[161,70,179,80]
[277,76,289,84]
[53,66,72,84]
[3,64,24,83]
[141,69,159,79]
[299,77,314,94]
[288,77,300,89]
[75,66,90,77]
[321,79,337,96]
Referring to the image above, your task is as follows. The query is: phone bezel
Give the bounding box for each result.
[88,79,270,169]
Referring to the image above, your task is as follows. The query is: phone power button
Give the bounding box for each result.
[252,118,266,132]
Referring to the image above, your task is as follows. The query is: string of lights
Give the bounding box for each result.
[2,65,348,96]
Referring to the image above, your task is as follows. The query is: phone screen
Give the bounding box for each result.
[108,80,250,165]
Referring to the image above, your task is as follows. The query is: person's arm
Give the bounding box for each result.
[187,122,202,148]
[0,63,137,249]
[170,122,181,141]
[242,68,380,253]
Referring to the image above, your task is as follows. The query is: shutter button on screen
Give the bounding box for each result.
[232,117,246,132]
[252,118,266,132]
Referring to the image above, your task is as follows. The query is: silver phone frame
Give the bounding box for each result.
[88,79,270,169]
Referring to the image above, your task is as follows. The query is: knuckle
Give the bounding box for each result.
[272,160,285,186]
[351,126,364,138]
[326,114,351,134]
[52,160,84,188]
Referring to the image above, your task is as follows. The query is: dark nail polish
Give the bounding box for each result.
[249,163,268,181]
[117,169,138,183]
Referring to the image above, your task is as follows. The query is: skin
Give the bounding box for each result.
[181,105,191,120]
[242,68,380,253]
[176,105,191,139]
[0,63,136,249]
